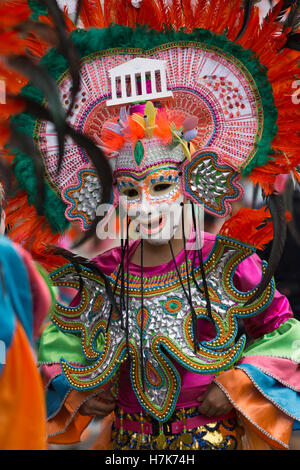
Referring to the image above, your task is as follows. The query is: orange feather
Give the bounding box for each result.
[0,96,25,119]
[0,63,27,94]
[0,31,26,55]
[219,206,274,250]
[5,191,62,272]
[0,122,10,147]
[0,0,30,27]
[80,0,105,28]
[154,110,172,144]
[123,115,146,143]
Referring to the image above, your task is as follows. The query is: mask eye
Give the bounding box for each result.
[152,182,173,194]
[121,187,139,199]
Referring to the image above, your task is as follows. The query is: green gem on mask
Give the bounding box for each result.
[134,140,145,166]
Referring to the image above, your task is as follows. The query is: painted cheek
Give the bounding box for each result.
[168,187,181,203]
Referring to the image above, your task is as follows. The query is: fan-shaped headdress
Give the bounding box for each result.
[2,1,299,265]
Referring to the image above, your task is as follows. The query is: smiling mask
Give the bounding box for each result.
[118,165,184,244]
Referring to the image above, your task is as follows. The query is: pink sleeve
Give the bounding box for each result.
[233,253,293,339]
[14,244,52,339]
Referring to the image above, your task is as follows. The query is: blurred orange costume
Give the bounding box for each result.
[0,238,52,450]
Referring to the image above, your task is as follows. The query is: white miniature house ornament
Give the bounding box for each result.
[131,0,143,7]
[106,58,173,107]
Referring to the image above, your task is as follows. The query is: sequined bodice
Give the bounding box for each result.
[50,235,274,421]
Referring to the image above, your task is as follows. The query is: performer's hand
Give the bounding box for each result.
[79,391,116,417]
[197,382,233,417]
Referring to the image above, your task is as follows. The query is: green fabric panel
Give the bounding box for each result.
[243,318,300,362]
[38,321,105,364]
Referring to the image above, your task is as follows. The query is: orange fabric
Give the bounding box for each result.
[90,412,114,450]
[0,321,47,450]
[215,369,293,450]
[240,417,273,450]
[47,389,93,444]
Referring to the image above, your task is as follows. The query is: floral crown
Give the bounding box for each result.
[99,101,198,165]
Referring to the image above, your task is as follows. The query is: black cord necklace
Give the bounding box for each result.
[190,202,212,320]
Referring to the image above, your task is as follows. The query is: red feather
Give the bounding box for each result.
[219,206,274,250]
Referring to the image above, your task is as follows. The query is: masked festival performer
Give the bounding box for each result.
[3,0,300,451]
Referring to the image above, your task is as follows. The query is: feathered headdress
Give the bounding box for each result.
[0,0,300,290]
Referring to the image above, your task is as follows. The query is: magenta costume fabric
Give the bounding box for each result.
[92,232,293,414]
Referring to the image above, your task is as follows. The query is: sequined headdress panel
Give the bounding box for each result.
[3,1,300,258]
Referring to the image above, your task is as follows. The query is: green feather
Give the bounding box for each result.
[27,0,48,20]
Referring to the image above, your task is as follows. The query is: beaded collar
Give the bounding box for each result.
[49,235,275,421]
